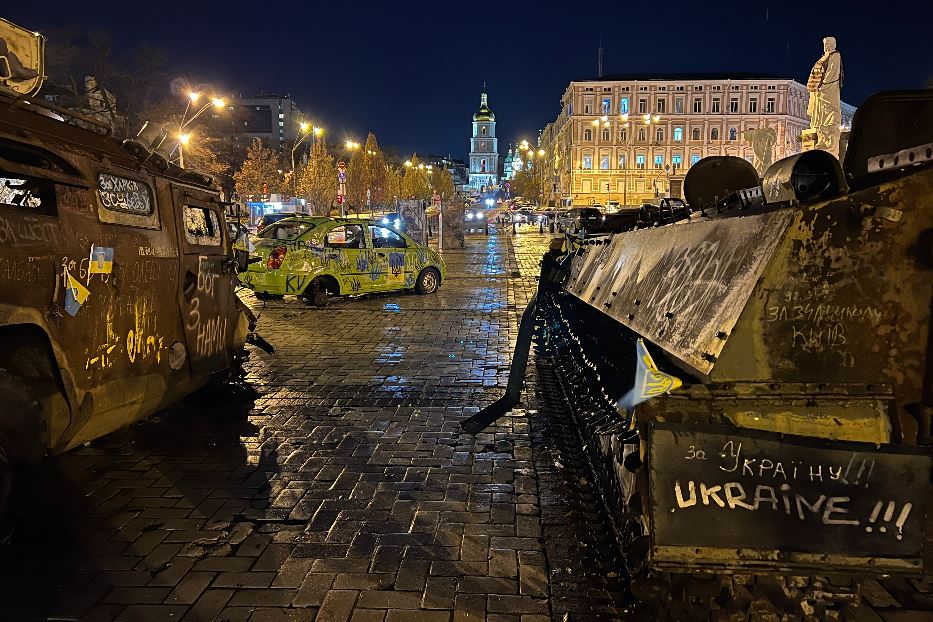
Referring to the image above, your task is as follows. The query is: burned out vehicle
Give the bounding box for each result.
[0,87,252,526]
[465,90,933,619]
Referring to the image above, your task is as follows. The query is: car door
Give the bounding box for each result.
[174,189,236,377]
[323,222,367,294]
[368,224,408,291]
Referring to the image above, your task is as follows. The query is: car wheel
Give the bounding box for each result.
[415,268,440,295]
[306,278,330,307]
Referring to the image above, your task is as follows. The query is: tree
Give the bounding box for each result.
[346,132,390,212]
[296,138,337,215]
[180,133,228,178]
[431,168,455,200]
[234,138,282,198]
[385,166,402,204]
[401,155,432,201]
[510,164,542,205]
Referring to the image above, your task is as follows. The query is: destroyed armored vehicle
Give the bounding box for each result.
[0,23,253,531]
[465,90,933,619]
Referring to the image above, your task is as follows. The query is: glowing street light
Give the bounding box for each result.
[291,120,322,196]
[188,92,200,102]
[178,133,191,145]
[299,121,310,133]
[404,160,413,167]
[537,149,545,157]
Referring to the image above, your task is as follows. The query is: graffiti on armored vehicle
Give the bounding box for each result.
[186,256,227,358]
[647,423,931,561]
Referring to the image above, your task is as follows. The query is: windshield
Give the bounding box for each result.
[258,222,312,241]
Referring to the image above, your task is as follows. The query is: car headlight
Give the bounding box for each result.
[394,219,401,228]
[466,213,474,220]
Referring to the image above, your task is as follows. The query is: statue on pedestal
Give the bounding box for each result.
[806,36,844,157]
[743,127,777,175]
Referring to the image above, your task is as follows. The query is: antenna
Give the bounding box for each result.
[597,38,604,78]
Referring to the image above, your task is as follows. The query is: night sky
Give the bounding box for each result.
[8,1,931,159]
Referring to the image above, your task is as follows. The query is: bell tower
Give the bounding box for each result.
[468,83,499,191]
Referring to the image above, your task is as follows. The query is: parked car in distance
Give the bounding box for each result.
[239,217,447,305]
[558,207,604,234]
[256,211,301,231]
[638,197,692,227]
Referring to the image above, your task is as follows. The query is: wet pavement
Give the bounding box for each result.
[1,225,626,622]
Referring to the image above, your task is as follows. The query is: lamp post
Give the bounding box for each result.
[291,122,322,199]
[173,95,225,168]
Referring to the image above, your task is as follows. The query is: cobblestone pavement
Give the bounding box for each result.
[1,225,620,622]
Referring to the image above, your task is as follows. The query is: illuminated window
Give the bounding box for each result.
[582,155,592,169]
[690,154,701,166]
[618,154,626,168]
[635,154,646,169]
[672,154,683,169]
[600,155,610,170]
[674,98,684,114]
[481,126,486,135]
[620,97,629,114]
[712,98,721,113]
[654,154,664,169]
[602,97,611,114]
[673,127,683,142]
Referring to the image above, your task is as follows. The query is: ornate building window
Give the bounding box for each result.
[481,126,487,135]
[620,97,629,114]
[601,128,610,141]
[766,97,775,113]
[729,97,739,113]
[582,154,593,169]
[729,127,737,141]
[712,98,721,113]
[691,127,701,141]
[584,128,593,141]
[600,155,610,170]
[674,97,684,114]
[655,127,664,142]
[637,128,646,141]
[672,154,683,170]
[636,154,646,169]
[693,98,702,113]
[749,99,758,113]
[654,154,664,169]
[673,127,683,142]
[619,128,627,141]
[638,98,647,113]
[711,127,720,140]
[690,153,701,166]
[618,154,626,168]
[656,98,666,113]
[602,97,611,114]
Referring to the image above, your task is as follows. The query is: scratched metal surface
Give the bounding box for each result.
[564,210,794,376]
[646,423,931,562]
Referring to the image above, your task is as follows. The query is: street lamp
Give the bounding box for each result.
[175,95,225,168]
[291,121,321,198]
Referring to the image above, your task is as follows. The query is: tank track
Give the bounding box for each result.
[534,290,864,621]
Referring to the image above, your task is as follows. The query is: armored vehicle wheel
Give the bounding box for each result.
[0,370,43,545]
[415,268,440,295]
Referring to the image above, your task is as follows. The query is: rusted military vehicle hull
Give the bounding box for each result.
[0,93,249,504]
[466,90,933,618]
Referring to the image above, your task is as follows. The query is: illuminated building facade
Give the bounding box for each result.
[537,74,854,207]
[468,87,499,191]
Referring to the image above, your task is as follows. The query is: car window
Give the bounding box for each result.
[369,226,407,249]
[325,224,363,249]
[258,222,310,241]
[183,206,222,246]
[0,173,55,215]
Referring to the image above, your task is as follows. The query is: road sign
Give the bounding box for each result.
[337,171,347,183]
[337,194,344,204]
[337,161,346,170]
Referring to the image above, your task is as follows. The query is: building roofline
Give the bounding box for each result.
[573,72,794,82]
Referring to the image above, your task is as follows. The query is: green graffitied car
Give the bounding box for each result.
[239,216,447,306]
